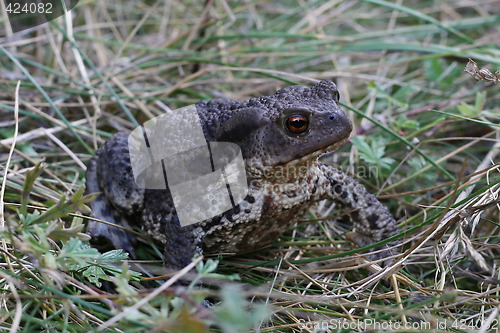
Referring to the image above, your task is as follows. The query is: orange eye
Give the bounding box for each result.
[286,115,309,133]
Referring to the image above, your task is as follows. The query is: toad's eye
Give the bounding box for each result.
[286,115,309,134]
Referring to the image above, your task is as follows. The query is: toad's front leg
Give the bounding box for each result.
[318,164,400,258]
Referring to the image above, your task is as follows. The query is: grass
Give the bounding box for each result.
[1,0,500,332]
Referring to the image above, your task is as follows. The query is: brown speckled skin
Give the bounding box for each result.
[86,81,399,269]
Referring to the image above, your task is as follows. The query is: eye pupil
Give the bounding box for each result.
[286,115,309,133]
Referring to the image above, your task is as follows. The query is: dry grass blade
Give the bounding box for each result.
[97,256,203,331]
[465,58,500,83]
[0,81,19,226]
[0,81,21,333]
[441,181,500,272]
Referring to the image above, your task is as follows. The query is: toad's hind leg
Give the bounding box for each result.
[318,164,400,260]
[85,132,144,257]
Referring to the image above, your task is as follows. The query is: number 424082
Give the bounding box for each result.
[5,2,53,14]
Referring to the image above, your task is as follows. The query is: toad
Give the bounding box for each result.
[85,80,399,268]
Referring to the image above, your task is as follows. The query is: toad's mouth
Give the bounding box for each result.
[318,132,351,155]
[279,131,351,167]
[246,132,351,181]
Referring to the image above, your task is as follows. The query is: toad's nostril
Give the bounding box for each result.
[329,114,335,121]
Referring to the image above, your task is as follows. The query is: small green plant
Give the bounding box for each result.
[213,284,271,333]
[456,91,486,117]
[424,58,463,89]
[0,163,144,330]
[1,163,272,332]
[351,135,395,179]
[2,163,140,286]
